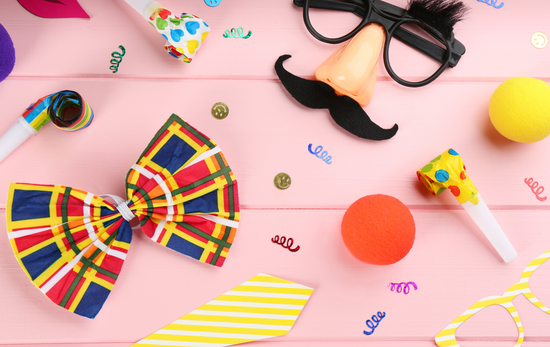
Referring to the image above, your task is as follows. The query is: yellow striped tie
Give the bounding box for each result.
[132,273,314,347]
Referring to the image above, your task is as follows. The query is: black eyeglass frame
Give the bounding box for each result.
[294,0,466,87]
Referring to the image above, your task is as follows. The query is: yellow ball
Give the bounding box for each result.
[489,77,550,143]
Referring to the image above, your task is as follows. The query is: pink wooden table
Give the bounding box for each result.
[1,0,550,346]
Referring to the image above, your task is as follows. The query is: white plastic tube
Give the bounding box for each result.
[124,0,158,19]
[461,194,517,262]
[0,116,37,163]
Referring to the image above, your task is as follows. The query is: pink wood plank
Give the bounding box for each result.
[9,343,550,347]
[1,209,550,345]
[0,0,548,80]
[1,78,549,209]
[1,0,550,346]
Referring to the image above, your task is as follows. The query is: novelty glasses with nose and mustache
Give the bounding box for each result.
[435,247,550,347]
[294,0,466,87]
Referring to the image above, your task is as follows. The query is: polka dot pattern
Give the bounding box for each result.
[416,148,479,205]
[435,170,449,182]
[449,186,461,197]
[420,164,433,173]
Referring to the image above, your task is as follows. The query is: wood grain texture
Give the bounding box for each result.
[1,79,550,209]
[1,0,550,346]
[2,210,550,346]
[0,0,549,80]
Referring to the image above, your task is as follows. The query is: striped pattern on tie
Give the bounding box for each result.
[132,273,314,347]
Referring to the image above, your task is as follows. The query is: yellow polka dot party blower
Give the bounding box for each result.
[417,149,517,262]
[124,0,210,63]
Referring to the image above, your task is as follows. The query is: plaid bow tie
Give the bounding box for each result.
[5,114,240,319]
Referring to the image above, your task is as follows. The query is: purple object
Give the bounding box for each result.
[0,23,15,83]
[388,281,418,294]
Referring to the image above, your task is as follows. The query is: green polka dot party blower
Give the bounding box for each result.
[417,148,517,262]
[124,0,210,63]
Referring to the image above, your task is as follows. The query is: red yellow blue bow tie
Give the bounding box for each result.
[5,114,240,319]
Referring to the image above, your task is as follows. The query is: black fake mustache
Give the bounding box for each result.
[275,55,398,141]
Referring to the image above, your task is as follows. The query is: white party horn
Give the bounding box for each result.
[417,148,517,262]
[124,0,158,18]
[0,116,37,163]
[0,91,93,164]
[124,0,210,63]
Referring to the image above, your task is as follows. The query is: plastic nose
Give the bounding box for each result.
[315,23,385,107]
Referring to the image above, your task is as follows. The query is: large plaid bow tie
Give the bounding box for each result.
[5,114,240,319]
